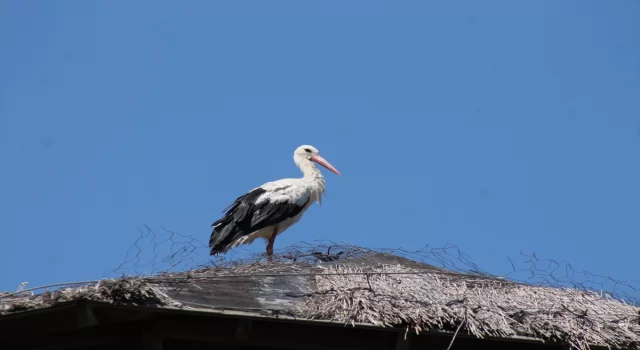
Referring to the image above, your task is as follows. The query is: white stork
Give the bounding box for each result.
[209,145,341,258]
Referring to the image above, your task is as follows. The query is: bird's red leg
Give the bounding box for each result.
[266,227,278,261]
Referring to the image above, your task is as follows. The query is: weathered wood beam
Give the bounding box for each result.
[74,304,98,329]
[141,330,163,350]
[395,331,412,350]
[234,319,252,342]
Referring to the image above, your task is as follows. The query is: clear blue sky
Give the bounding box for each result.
[1,1,639,296]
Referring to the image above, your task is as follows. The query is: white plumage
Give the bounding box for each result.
[209,145,340,257]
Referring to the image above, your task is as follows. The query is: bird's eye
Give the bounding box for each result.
[304,148,312,153]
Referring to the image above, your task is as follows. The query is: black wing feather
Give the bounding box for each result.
[209,186,309,255]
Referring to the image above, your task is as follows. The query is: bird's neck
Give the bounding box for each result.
[298,160,327,203]
[299,160,325,184]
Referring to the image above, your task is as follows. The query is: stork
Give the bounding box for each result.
[209,145,341,258]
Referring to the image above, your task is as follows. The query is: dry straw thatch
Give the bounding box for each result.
[0,279,180,314]
[300,263,640,350]
[1,243,639,350]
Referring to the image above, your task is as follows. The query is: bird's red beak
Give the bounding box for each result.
[311,155,341,176]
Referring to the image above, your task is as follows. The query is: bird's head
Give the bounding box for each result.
[294,145,341,176]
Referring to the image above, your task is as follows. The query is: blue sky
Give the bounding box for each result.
[1,1,639,297]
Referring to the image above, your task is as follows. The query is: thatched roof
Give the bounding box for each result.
[1,244,639,350]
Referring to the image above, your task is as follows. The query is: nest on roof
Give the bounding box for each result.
[300,263,640,350]
[1,243,639,350]
[0,279,180,314]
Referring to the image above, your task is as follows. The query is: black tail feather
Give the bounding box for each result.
[208,188,267,255]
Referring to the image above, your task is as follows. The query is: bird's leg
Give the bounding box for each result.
[266,227,278,262]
